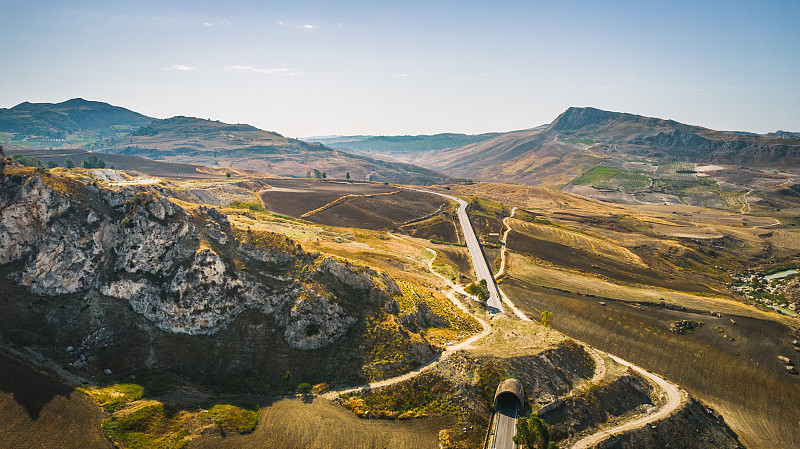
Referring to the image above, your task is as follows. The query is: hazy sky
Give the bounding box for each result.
[1,0,798,136]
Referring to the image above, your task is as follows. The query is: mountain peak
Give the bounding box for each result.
[548,107,621,131]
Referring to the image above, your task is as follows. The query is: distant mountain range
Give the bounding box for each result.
[3,99,799,188]
[306,132,502,155]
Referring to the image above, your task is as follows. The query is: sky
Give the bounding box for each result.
[1,0,798,137]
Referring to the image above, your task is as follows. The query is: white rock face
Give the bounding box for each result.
[1,176,399,350]
[284,294,357,350]
[0,176,70,264]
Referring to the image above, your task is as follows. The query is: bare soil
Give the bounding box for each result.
[187,396,453,449]
[259,179,396,217]
[307,190,446,230]
[506,229,724,294]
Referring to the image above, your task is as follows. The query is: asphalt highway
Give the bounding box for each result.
[408,188,505,313]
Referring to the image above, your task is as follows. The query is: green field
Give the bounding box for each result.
[560,137,596,146]
[111,124,130,130]
[571,166,651,192]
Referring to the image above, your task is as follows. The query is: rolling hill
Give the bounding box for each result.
[0,100,450,185]
[405,107,800,188]
[93,116,450,184]
[0,98,154,141]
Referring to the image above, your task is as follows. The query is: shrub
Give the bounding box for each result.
[312,383,330,394]
[65,158,75,169]
[121,217,134,228]
[297,383,313,394]
[540,311,552,327]
[514,415,558,449]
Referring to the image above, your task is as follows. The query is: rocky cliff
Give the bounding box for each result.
[0,169,431,387]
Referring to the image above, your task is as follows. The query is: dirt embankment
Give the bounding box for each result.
[539,370,654,442]
[596,398,744,449]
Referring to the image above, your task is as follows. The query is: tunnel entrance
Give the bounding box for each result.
[493,378,524,416]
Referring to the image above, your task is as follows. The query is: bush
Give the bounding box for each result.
[65,158,75,169]
[121,217,134,228]
[465,279,490,302]
[296,383,313,394]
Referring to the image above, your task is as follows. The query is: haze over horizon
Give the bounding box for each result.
[1,0,798,137]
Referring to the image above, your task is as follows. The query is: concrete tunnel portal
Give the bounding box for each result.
[494,378,524,415]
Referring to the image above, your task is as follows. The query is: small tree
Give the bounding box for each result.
[514,415,557,449]
[345,172,350,181]
[46,160,58,169]
[322,171,327,179]
[226,171,232,178]
[540,310,552,327]
[296,382,312,394]
[65,158,75,169]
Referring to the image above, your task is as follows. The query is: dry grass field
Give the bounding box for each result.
[186,394,453,449]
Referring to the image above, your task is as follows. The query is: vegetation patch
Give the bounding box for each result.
[199,403,258,433]
[83,383,258,448]
[340,371,458,419]
[229,200,266,212]
[475,360,507,408]
[79,383,144,412]
[360,314,433,381]
[101,401,189,449]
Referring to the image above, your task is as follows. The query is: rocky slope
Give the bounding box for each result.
[0,168,436,388]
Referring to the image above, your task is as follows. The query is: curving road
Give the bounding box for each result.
[571,352,683,449]
[406,188,504,313]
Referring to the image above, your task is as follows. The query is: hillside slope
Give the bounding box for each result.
[408,107,800,187]
[95,116,450,185]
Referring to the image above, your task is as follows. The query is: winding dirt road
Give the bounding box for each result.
[323,235,491,399]
[571,353,684,449]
